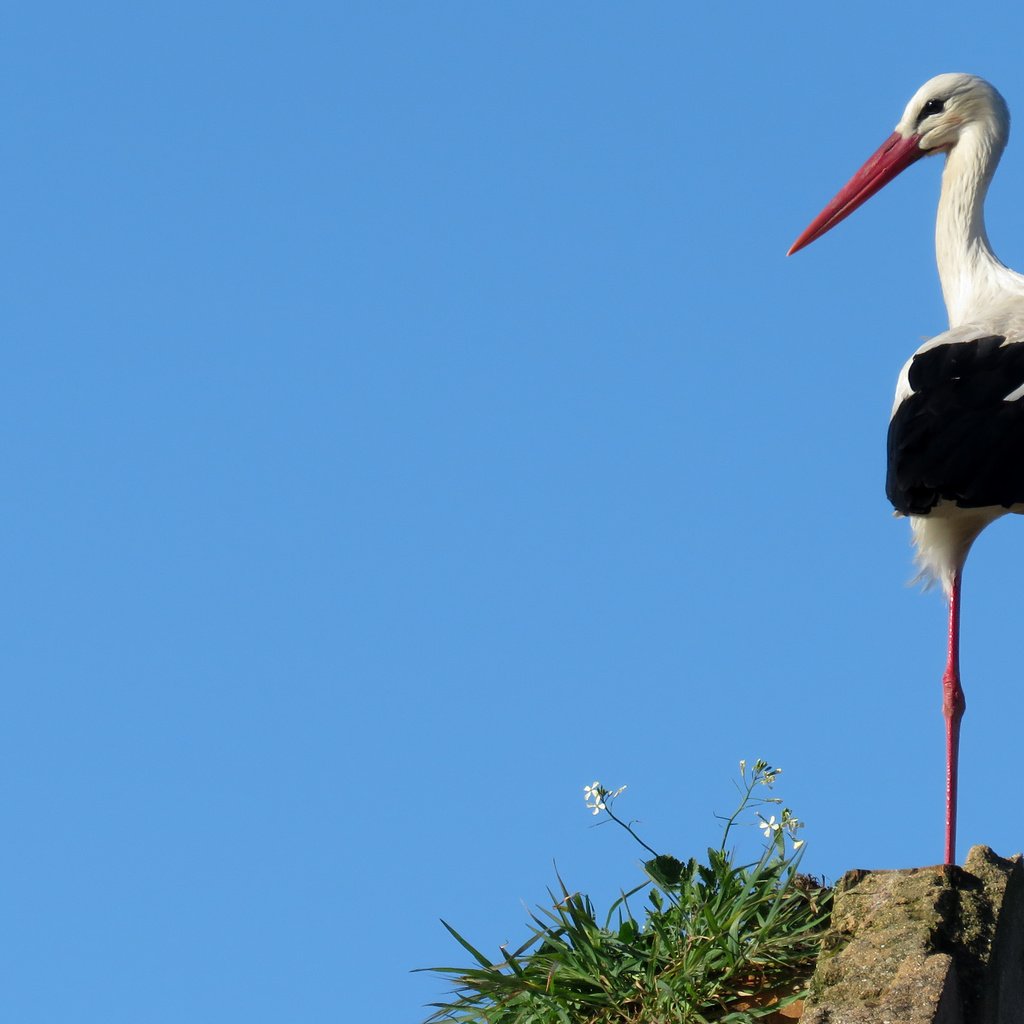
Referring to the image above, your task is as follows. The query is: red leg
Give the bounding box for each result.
[943,569,966,866]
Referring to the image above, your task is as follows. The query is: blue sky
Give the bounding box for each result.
[7,4,1024,1021]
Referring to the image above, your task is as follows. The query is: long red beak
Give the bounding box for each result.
[788,131,925,255]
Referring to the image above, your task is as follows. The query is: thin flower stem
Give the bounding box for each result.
[600,804,660,859]
[717,776,756,850]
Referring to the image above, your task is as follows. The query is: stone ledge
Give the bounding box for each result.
[802,846,1024,1024]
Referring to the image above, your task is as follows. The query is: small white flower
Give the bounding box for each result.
[583,782,608,814]
[793,839,806,849]
[759,815,780,837]
[583,781,625,816]
[739,759,746,775]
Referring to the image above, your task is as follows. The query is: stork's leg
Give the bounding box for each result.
[943,568,965,866]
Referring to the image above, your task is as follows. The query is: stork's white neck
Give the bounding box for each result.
[936,126,1021,326]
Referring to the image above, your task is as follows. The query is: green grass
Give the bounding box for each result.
[422,761,832,1024]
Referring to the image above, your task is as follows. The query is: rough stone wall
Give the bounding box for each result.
[801,846,1024,1024]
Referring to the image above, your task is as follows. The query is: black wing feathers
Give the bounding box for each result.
[887,335,1024,514]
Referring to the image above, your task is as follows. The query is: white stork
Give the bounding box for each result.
[789,73,1024,866]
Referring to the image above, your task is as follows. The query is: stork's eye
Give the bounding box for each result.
[919,98,946,121]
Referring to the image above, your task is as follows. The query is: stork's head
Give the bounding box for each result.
[788,73,1009,255]
[896,73,1009,154]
